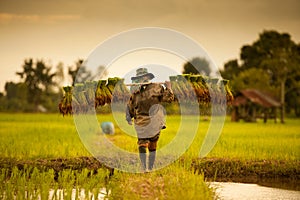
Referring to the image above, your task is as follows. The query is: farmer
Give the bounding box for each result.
[126,68,174,171]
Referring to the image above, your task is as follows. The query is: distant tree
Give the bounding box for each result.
[231,68,277,95]
[68,59,92,85]
[36,60,56,94]
[95,65,109,79]
[55,62,65,88]
[240,30,300,122]
[221,30,300,120]
[4,82,30,111]
[0,93,4,111]
[220,59,240,80]
[284,43,300,117]
[182,57,211,75]
[16,59,56,110]
[68,60,109,85]
[5,82,27,100]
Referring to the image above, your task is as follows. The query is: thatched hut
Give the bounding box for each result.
[231,89,281,123]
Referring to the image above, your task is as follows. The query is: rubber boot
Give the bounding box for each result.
[148,150,156,171]
[138,146,147,171]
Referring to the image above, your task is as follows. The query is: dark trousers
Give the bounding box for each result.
[138,133,160,171]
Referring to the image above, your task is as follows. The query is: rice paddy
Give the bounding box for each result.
[0,113,299,199]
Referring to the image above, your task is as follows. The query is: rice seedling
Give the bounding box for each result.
[0,165,110,199]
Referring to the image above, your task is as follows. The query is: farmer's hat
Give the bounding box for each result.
[131,68,155,81]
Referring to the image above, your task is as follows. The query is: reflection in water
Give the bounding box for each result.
[48,188,108,200]
[209,182,300,200]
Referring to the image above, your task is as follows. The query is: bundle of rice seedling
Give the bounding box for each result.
[176,75,191,101]
[111,78,130,103]
[189,75,200,95]
[95,80,108,107]
[107,77,120,93]
[72,83,88,113]
[58,86,73,116]
[196,75,210,105]
[188,75,206,104]
[58,75,235,115]
[221,79,234,105]
[200,76,212,105]
[169,76,183,102]
[208,78,220,104]
[83,81,97,108]
[208,78,227,113]
[103,82,112,104]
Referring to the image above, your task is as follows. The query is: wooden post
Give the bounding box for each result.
[263,108,268,123]
[280,80,285,124]
[231,106,238,122]
[274,107,277,123]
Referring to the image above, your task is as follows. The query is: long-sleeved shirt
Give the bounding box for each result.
[126,83,174,139]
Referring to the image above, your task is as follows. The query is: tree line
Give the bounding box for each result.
[0,30,299,117]
[0,59,85,112]
[220,30,300,119]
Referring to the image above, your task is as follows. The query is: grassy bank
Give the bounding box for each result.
[0,113,299,198]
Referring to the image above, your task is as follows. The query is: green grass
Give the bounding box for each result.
[0,113,90,159]
[0,113,299,199]
[207,118,300,160]
[1,113,298,161]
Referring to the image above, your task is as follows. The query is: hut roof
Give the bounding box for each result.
[233,89,281,108]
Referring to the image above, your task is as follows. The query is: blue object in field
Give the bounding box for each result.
[101,122,115,134]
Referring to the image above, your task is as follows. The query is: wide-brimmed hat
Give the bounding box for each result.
[131,68,155,81]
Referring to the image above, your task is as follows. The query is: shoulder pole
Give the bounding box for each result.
[125,82,166,86]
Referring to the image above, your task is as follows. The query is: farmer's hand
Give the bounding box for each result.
[164,81,172,89]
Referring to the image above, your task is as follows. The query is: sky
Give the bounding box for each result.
[0,0,300,92]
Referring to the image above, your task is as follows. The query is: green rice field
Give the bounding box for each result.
[0,113,299,199]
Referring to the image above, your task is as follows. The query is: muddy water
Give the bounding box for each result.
[209,182,300,200]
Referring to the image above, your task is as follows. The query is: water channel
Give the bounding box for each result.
[23,181,300,199]
[48,182,299,200]
[209,182,300,200]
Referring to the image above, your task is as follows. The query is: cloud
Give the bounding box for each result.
[0,13,40,24]
[0,13,81,24]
